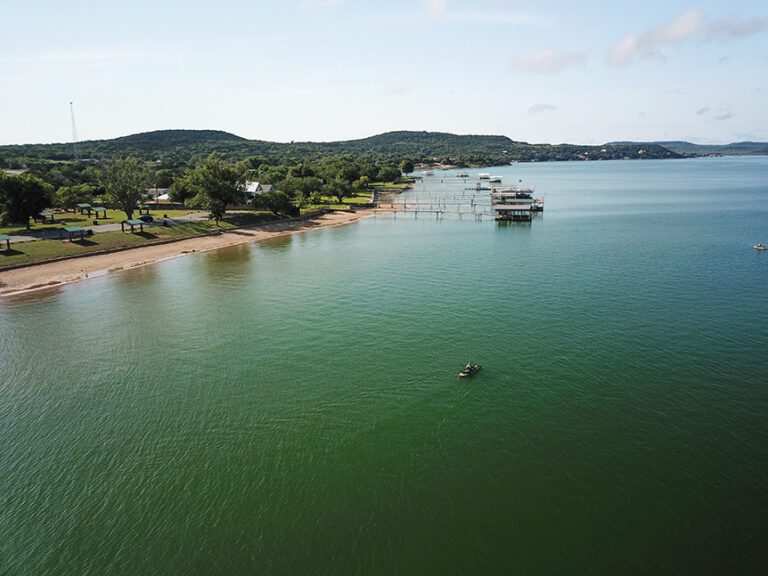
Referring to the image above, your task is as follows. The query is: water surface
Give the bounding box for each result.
[1,157,767,575]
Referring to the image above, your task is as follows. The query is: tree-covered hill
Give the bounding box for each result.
[610,140,768,156]
[0,129,682,169]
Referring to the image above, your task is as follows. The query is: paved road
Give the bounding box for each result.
[7,212,210,243]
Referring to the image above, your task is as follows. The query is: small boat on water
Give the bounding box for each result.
[755,243,767,251]
[489,176,502,183]
[458,363,482,378]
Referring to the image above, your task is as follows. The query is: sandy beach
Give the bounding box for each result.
[0,211,370,298]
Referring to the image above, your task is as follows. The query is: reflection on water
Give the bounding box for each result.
[495,219,534,228]
[259,234,294,252]
[204,243,253,267]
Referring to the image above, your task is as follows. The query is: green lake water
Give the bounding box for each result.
[1,157,767,575]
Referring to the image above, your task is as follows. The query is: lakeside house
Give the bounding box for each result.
[246,182,263,197]
[245,182,272,202]
[146,188,170,201]
[144,183,273,205]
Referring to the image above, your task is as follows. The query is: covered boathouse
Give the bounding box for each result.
[493,203,533,221]
[491,186,535,222]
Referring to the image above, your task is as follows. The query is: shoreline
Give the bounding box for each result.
[0,211,374,299]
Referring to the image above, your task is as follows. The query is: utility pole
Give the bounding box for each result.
[70,101,80,162]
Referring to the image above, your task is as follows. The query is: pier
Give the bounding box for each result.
[375,202,491,220]
[374,172,543,222]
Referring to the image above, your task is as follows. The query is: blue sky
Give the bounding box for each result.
[1,0,766,145]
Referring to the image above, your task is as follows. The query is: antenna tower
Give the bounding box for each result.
[69,101,80,161]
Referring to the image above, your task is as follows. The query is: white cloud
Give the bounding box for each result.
[609,10,768,66]
[609,9,704,66]
[528,103,557,115]
[644,9,703,45]
[696,107,710,116]
[512,49,586,73]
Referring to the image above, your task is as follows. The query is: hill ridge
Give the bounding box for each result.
[1,129,683,167]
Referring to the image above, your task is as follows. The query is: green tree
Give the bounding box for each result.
[0,173,53,229]
[256,189,295,216]
[287,162,315,179]
[56,184,95,211]
[101,157,149,220]
[258,165,288,185]
[168,173,195,204]
[278,176,323,199]
[325,177,352,204]
[154,168,175,188]
[245,155,269,170]
[277,177,307,198]
[399,160,414,176]
[337,162,360,184]
[352,176,370,195]
[185,155,248,224]
[360,162,380,180]
[376,165,401,183]
[309,190,324,205]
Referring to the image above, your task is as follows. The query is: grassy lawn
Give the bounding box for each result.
[0,208,200,236]
[300,192,373,213]
[301,203,357,212]
[0,211,282,269]
[369,182,408,189]
[301,205,344,213]
[342,192,373,204]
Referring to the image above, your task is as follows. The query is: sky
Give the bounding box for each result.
[1,0,766,145]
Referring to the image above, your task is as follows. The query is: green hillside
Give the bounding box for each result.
[610,140,768,156]
[1,129,682,169]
